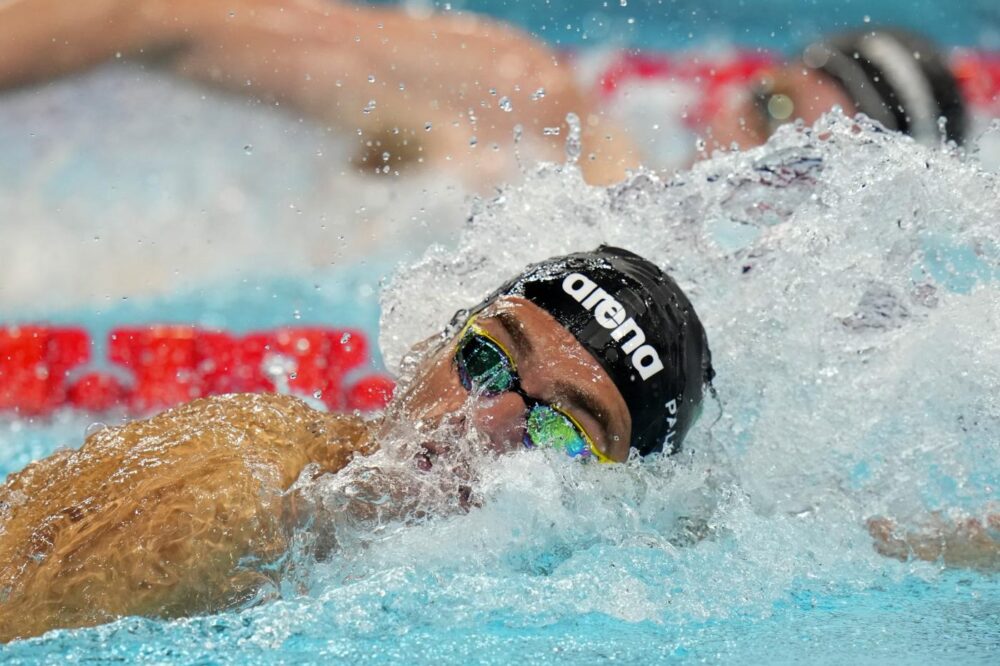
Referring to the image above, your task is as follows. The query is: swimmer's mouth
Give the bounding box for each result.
[416,441,445,471]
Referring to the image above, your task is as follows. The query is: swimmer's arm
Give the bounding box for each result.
[0,394,373,642]
[867,511,1000,571]
[0,0,154,89]
[0,0,637,185]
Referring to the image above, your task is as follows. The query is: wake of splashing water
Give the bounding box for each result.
[350,110,1000,620]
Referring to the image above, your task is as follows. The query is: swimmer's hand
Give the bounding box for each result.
[0,394,372,642]
[867,510,1000,571]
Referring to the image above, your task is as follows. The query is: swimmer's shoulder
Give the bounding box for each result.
[73,392,377,484]
[0,394,377,640]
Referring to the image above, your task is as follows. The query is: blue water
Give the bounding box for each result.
[1,574,996,664]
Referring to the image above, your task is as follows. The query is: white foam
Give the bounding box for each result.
[356,112,999,617]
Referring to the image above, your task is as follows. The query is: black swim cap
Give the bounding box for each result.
[464,246,714,457]
[804,28,967,144]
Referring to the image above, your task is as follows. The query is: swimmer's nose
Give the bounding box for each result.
[470,391,528,455]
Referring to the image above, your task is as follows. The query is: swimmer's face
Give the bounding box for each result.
[394,296,632,465]
[707,65,856,151]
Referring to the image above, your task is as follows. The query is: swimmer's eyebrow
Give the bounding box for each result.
[551,380,614,446]
[488,310,615,446]
[492,310,535,360]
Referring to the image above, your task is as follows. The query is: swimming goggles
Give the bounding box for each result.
[453,319,613,463]
[751,79,796,137]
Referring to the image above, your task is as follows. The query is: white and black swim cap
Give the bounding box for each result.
[458,246,714,457]
[804,28,967,144]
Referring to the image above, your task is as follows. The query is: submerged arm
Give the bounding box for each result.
[868,510,1000,571]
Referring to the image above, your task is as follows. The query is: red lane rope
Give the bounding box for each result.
[595,50,1000,119]
[0,325,395,417]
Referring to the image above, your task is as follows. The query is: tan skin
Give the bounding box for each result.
[706,64,857,151]
[394,296,631,464]
[0,295,629,642]
[0,0,638,188]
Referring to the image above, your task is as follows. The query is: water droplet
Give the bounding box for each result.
[341,332,353,344]
[313,390,323,399]
[863,14,871,23]
[620,0,628,6]
[424,122,433,132]
[530,88,546,101]
[469,136,478,147]
[85,422,107,437]
[114,51,122,59]
[565,112,582,164]
[362,99,377,114]
[542,127,561,136]
[243,144,253,155]
[292,309,302,320]
[367,74,376,83]
[498,96,513,112]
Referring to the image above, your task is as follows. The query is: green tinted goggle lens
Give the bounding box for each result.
[525,405,591,458]
[456,329,595,460]
[456,333,515,395]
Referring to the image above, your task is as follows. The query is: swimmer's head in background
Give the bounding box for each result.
[802,28,967,144]
[457,246,714,457]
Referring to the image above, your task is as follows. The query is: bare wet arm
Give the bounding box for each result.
[0,393,372,642]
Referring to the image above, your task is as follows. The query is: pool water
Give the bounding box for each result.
[2,2,1000,664]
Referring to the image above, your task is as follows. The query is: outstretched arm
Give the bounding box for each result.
[0,0,155,88]
[868,510,1000,571]
[0,0,637,185]
[0,393,372,642]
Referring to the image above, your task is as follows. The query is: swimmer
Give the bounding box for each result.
[708,28,968,150]
[0,3,968,186]
[0,246,713,641]
[0,0,639,187]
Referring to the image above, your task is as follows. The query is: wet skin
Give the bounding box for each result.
[393,295,632,464]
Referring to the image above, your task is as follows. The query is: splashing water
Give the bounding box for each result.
[370,110,1000,618]
[4,112,1000,661]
